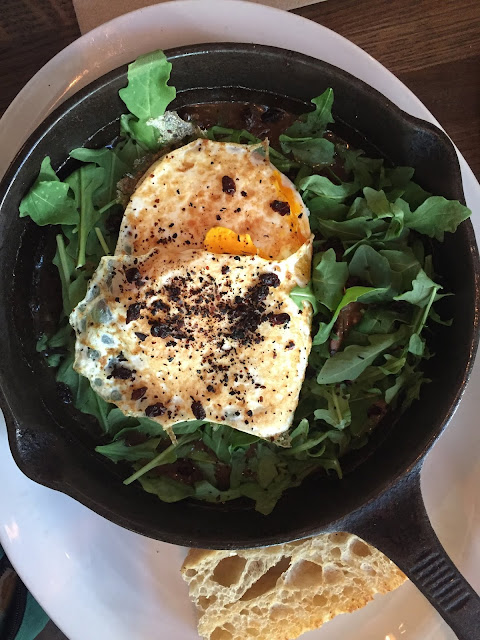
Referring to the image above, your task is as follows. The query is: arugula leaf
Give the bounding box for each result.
[387,205,407,232]
[207,126,258,144]
[173,420,210,435]
[119,114,157,151]
[52,234,75,316]
[105,408,140,435]
[284,89,334,138]
[402,181,431,210]
[256,445,279,488]
[65,164,105,268]
[379,248,421,291]
[48,323,73,348]
[307,197,348,222]
[394,269,441,307]
[313,216,386,242]
[357,308,404,335]
[124,433,200,485]
[280,136,334,166]
[69,147,130,207]
[19,157,78,226]
[118,50,176,151]
[112,418,170,442]
[363,187,391,216]
[69,272,91,311]
[408,333,425,356]
[400,367,431,410]
[385,371,408,405]
[95,438,160,463]
[378,353,407,375]
[380,166,415,193]
[312,249,348,311]
[193,480,241,503]
[119,49,176,121]
[202,424,258,463]
[313,286,375,345]
[57,354,111,430]
[313,385,351,430]
[118,136,147,166]
[300,175,359,202]
[317,331,402,384]
[280,90,335,166]
[139,475,195,502]
[290,282,318,314]
[78,377,111,432]
[404,196,471,240]
[337,146,384,187]
[348,245,392,288]
[36,334,49,352]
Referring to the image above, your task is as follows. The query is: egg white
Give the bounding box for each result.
[116,138,310,261]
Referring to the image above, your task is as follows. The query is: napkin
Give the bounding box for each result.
[73,0,323,34]
[0,548,48,640]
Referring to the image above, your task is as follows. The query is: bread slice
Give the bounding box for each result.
[181,532,406,640]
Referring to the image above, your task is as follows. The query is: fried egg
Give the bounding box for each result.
[115,138,310,260]
[71,139,314,439]
[70,240,312,439]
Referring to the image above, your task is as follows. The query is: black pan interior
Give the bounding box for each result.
[0,43,478,548]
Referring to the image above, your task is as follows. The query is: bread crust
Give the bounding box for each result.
[181,533,406,640]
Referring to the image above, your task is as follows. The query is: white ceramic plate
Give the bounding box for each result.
[0,2,479,640]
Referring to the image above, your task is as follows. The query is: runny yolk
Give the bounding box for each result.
[204,227,259,256]
[204,172,305,258]
[273,171,303,235]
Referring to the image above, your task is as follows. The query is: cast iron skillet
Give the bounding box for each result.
[0,44,479,638]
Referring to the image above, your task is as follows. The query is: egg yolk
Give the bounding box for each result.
[204,172,305,258]
[204,227,259,256]
[273,171,304,234]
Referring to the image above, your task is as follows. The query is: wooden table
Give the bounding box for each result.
[1,0,479,179]
[0,1,478,638]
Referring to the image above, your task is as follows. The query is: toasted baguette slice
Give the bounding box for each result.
[181,532,406,640]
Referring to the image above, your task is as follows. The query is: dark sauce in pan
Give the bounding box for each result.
[116,101,359,205]
[179,101,357,183]
[178,101,297,148]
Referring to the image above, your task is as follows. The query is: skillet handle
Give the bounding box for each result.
[346,462,480,640]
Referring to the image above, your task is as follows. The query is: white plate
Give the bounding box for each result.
[1,2,479,639]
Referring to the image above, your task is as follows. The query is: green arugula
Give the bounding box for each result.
[313,286,375,345]
[65,164,105,268]
[317,331,404,384]
[300,175,359,202]
[283,89,334,138]
[403,196,471,241]
[69,146,131,206]
[118,50,176,151]
[394,269,441,307]
[95,438,161,463]
[312,249,349,311]
[290,282,318,314]
[21,62,472,515]
[280,136,334,166]
[19,157,78,226]
[313,386,351,430]
[206,125,297,173]
[279,90,335,166]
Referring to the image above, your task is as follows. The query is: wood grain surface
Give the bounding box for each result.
[1,0,479,177]
[0,1,478,639]
[294,0,480,178]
